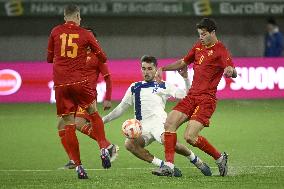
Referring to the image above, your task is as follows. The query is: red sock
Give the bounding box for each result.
[88,112,111,149]
[58,129,73,160]
[80,124,97,141]
[193,136,221,160]
[164,132,177,163]
[64,124,81,166]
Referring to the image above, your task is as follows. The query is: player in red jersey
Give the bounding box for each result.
[47,4,112,179]
[60,28,118,169]
[152,18,237,177]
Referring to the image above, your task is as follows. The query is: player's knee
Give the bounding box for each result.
[124,140,136,152]
[174,142,182,151]
[184,134,197,145]
[86,102,98,114]
[164,121,176,131]
[57,118,65,130]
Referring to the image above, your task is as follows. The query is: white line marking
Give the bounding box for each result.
[0,166,283,172]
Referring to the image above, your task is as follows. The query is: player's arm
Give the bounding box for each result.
[46,33,54,63]
[224,66,237,78]
[99,63,112,110]
[155,44,196,82]
[155,59,187,82]
[102,86,133,124]
[177,66,191,91]
[165,69,190,100]
[222,49,238,78]
[167,83,186,100]
[86,32,107,63]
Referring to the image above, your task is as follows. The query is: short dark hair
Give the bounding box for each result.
[196,18,217,32]
[267,17,277,26]
[140,55,157,67]
[64,4,80,17]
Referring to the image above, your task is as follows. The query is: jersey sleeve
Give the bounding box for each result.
[86,32,107,63]
[102,100,131,124]
[183,43,198,64]
[165,82,187,99]
[98,62,110,77]
[47,31,54,63]
[121,85,134,105]
[220,47,234,68]
[102,84,133,124]
[99,63,112,100]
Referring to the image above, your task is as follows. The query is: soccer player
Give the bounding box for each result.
[152,18,237,177]
[103,55,212,177]
[58,29,118,169]
[47,4,112,179]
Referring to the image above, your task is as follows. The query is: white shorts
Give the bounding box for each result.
[140,115,166,146]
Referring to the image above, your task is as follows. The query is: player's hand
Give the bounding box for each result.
[224,66,234,78]
[155,67,163,83]
[177,66,188,78]
[103,100,112,111]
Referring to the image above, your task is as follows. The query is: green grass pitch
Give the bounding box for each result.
[0,100,283,189]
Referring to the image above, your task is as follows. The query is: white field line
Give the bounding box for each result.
[0,165,283,172]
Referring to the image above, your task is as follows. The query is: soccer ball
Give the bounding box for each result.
[121,119,142,139]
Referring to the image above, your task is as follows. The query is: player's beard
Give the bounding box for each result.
[144,75,154,82]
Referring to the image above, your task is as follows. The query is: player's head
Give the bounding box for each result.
[266,17,278,33]
[140,55,157,82]
[64,4,81,26]
[196,18,217,46]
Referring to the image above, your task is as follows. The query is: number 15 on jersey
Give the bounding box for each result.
[60,33,79,58]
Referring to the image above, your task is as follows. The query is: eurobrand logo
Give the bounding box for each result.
[0,69,22,95]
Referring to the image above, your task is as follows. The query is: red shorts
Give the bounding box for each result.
[75,106,90,120]
[173,95,216,126]
[55,81,95,116]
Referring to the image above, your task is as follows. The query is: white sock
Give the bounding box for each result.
[165,162,175,169]
[187,151,196,162]
[187,151,204,168]
[216,155,223,164]
[151,157,163,167]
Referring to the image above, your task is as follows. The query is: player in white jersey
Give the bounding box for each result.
[103,55,212,176]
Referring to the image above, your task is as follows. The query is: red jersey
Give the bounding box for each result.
[47,21,107,86]
[86,52,112,100]
[183,41,234,98]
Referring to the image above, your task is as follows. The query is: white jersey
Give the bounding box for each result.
[103,80,189,124]
[123,81,186,120]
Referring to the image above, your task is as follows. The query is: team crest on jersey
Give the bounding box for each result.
[152,83,160,93]
[208,50,213,56]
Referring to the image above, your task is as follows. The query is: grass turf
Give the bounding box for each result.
[0,99,283,188]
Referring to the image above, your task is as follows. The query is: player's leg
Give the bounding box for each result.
[160,133,212,176]
[60,114,81,166]
[75,106,98,141]
[85,101,111,149]
[185,97,228,176]
[60,114,88,179]
[184,120,228,176]
[163,110,188,167]
[76,81,117,169]
[85,101,114,168]
[75,115,119,162]
[125,136,154,162]
[55,85,88,179]
[58,117,76,169]
[152,110,188,177]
